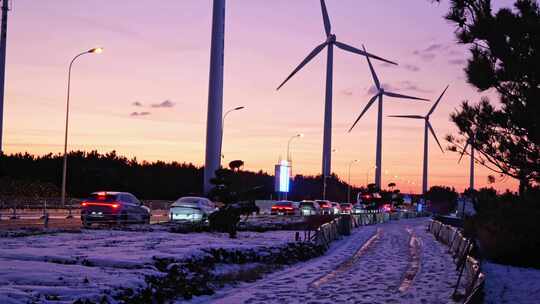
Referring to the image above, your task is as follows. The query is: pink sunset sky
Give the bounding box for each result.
[3,0,517,193]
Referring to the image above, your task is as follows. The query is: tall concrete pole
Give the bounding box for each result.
[374,95,383,189]
[321,42,333,199]
[422,121,429,194]
[322,43,333,177]
[0,0,9,152]
[203,0,226,195]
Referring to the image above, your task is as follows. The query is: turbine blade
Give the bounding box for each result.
[428,85,449,116]
[320,0,331,36]
[335,41,397,65]
[362,45,380,90]
[458,141,469,164]
[276,42,327,90]
[384,91,429,101]
[387,115,425,119]
[427,121,444,153]
[348,94,378,132]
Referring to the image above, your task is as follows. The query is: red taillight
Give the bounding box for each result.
[271,206,278,209]
[284,206,293,210]
[81,202,120,208]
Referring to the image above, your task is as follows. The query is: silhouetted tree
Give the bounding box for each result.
[435,0,540,194]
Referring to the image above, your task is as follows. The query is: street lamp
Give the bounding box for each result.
[347,160,358,204]
[60,47,103,209]
[220,106,245,161]
[287,133,303,162]
[366,166,377,186]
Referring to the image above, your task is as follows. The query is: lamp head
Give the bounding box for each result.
[88,47,104,54]
[234,106,245,111]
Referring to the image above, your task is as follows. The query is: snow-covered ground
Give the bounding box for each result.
[197,217,459,304]
[483,261,540,304]
[0,228,298,304]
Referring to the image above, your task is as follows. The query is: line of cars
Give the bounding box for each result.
[80,191,217,227]
[79,191,382,228]
[271,200,356,216]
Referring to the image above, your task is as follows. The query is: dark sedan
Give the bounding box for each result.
[81,191,151,227]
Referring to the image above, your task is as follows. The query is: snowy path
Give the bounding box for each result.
[200,218,458,304]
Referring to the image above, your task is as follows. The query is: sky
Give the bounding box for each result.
[3,0,518,193]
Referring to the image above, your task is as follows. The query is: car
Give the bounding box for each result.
[299,200,320,216]
[331,202,341,214]
[339,203,353,214]
[352,203,366,214]
[81,191,151,227]
[315,200,333,215]
[169,197,217,223]
[271,201,298,216]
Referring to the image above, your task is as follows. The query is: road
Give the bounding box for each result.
[202,218,458,304]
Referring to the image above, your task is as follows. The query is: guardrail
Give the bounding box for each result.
[427,220,484,304]
[0,209,170,229]
[310,211,424,249]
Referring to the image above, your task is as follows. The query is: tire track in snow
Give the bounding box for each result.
[399,227,422,293]
[310,227,382,288]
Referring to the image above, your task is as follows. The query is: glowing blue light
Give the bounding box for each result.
[274,161,290,193]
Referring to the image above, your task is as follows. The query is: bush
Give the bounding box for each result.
[466,188,540,268]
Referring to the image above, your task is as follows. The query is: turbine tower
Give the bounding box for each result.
[0,0,10,152]
[389,86,449,194]
[349,45,428,190]
[277,0,396,180]
[458,137,475,192]
[204,0,226,194]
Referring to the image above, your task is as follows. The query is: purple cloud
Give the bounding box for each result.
[130,111,151,117]
[151,100,175,108]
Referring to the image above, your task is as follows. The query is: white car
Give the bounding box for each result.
[169,197,216,223]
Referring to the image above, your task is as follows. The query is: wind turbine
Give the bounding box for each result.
[349,45,429,190]
[388,86,448,194]
[458,136,475,192]
[277,0,396,180]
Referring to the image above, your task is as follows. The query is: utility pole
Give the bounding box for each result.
[0,0,10,152]
[203,0,226,195]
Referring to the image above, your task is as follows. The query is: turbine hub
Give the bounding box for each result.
[327,34,336,43]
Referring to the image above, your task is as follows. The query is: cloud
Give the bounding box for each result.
[448,58,467,65]
[132,101,143,107]
[412,43,447,61]
[403,64,420,72]
[366,81,432,96]
[398,81,433,94]
[340,88,353,96]
[151,100,175,108]
[130,111,151,117]
[424,43,444,52]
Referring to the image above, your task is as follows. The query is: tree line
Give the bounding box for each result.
[0,150,366,201]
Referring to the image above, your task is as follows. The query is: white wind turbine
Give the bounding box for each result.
[388,86,449,194]
[277,0,396,180]
[349,45,429,190]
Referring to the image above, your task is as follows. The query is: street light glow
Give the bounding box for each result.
[88,47,103,54]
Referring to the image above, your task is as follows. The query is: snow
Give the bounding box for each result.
[0,228,298,303]
[483,261,540,304]
[196,217,459,304]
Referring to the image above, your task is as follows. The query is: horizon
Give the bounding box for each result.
[2,0,518,193]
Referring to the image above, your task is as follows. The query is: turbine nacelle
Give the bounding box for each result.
[326,34,337,44]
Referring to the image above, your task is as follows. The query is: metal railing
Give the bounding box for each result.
[427,220,484,303]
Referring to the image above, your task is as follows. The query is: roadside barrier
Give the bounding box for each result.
[427,220,484,304]
[310,211,425,249]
